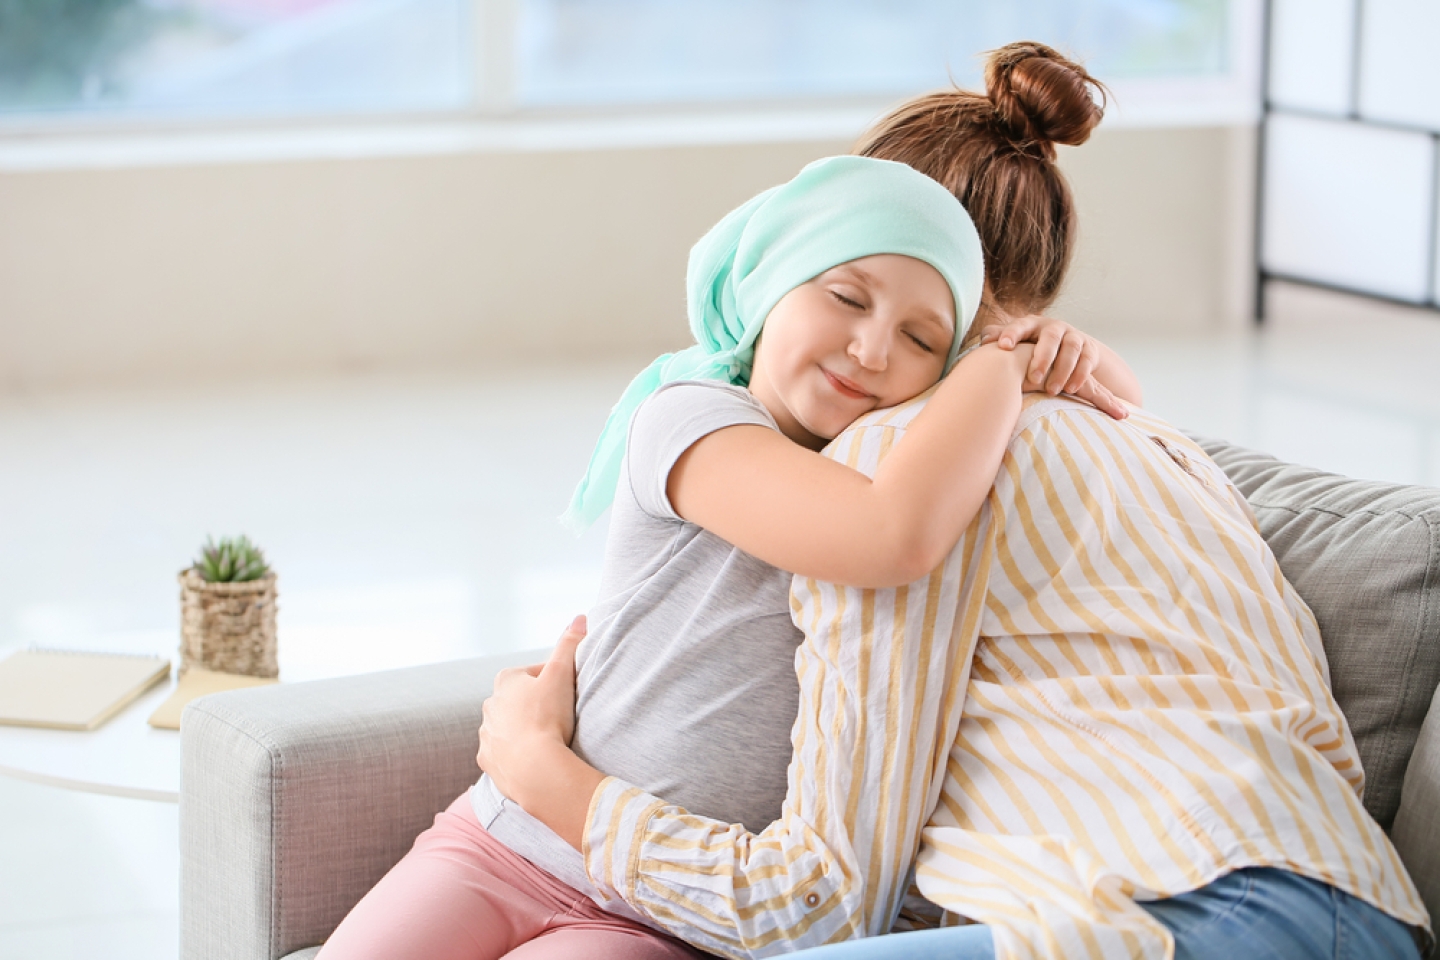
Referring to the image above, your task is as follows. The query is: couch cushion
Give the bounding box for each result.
[1392,684,1440,933]
[1194,437,1440,831]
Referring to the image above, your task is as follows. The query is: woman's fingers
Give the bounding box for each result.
[479,615,589,759]
[544,614,587,682]
[494,664,545,691]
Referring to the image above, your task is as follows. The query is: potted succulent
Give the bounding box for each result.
[179,535,278,678]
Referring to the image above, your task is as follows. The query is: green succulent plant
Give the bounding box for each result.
[191,535,271,583]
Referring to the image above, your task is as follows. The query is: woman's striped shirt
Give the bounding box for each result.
[581,395,1430,959]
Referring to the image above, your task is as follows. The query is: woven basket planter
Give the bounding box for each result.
[178,569,279,678]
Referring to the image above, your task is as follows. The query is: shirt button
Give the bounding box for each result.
[804,892,821,908]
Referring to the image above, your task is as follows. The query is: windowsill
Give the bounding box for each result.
[0,105,887,171]
[0,83,1260,173]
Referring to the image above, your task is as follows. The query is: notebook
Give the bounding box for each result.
[0,649,172,731]
[147,667,278,730]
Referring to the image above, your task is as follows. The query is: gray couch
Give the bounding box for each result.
[179,438,1440,960]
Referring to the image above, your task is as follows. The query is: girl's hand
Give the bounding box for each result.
[477,615,587,803]
[1064,375,1128,420]
[981,314,1100,397]
[983,315,1128,420]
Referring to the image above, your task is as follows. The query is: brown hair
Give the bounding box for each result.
[855,42,1107,322]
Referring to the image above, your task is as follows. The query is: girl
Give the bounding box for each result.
[322,52,1137,960]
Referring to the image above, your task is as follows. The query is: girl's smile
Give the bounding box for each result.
[821,367,874,400]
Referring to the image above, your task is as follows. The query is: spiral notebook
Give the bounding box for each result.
[0,649,171,731]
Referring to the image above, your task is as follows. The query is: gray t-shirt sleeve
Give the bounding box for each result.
[626,380,777,521]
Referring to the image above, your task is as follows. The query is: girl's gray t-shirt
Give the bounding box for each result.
[472,380,804,897]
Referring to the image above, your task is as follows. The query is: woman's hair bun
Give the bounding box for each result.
[984,42,1106,152]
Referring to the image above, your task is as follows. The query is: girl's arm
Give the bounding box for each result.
[670,342,1048,588]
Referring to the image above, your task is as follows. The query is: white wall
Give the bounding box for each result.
[1054,123,1255,338]
[0,124,1255,392]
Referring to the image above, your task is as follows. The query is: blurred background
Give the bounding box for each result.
[0,1,1437,956]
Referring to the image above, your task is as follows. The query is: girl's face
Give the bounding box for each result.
[748,253,955,450]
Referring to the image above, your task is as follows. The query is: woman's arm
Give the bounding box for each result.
[669,342,1063,588]
[482,532,986,955]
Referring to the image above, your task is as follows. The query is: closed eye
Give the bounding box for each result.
[830,290,865,310]
[907,332,935,354]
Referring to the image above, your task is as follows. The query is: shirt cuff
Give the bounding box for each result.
[582,775,666,907]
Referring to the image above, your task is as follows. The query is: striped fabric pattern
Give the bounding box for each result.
[583,396,1429,960]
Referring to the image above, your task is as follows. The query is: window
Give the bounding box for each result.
[0,0,1244,129]
[0,0,472,120]
[516,0,1232,107]
[1261,0,1440,308]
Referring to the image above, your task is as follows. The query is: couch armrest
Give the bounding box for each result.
[1393,683,1440,935]
[179,649,546,960]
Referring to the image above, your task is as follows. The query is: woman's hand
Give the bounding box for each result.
[476,615,604,850]
[477,614,585,779]
[981,314,1133,419]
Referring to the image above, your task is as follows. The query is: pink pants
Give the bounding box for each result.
[318,793,706,960]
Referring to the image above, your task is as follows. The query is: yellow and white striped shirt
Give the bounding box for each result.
[581,395,1430,959]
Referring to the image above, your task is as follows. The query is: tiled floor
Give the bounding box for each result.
[1,282,1437,959]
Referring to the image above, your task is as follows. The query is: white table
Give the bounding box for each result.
[0,574,576,803]
[0,633,514,804]
[0,678,183,802]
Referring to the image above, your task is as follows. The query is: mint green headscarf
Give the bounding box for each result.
[562,155,985,532]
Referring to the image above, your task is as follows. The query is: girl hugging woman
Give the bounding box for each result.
[320,42,1153,960]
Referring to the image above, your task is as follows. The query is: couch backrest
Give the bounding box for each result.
[1195,437,1440,831]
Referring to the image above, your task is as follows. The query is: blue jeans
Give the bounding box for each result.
[787,868,1423,960]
